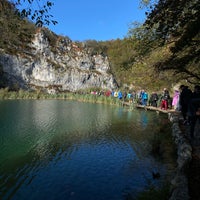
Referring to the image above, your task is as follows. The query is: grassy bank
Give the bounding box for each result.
[0,88,123,106]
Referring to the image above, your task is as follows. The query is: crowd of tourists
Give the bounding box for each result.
[90,86,199,111]
[91,88,173,109]
[90,85,200,139]
[160,85,200,140]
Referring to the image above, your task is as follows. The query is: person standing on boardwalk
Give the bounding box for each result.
[140,90,148,106]
[149,92,159,107]
[172,90,180,110]
[127,91,133,103]
[188,85,200,138]
[179,85,192,124]
[160,88,170,110]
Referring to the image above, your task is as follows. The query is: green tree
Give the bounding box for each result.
[144,0,200,83]
[10,0,57,26]
[0,0,36,52]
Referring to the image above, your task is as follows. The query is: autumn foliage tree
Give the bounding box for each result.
[144,0,200,84]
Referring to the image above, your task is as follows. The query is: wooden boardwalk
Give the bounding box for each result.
[122,102,179,114]
[135,105,178,114]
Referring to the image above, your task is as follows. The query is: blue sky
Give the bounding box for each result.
[47,0,147,41]
[20,0,147,41]
[46,0,147,41]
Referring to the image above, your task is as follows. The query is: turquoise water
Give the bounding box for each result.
[0,100,174,200]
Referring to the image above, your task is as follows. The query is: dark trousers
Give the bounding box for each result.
[190,116,200,138]
[151,100,157,107]
[181,104,188,121]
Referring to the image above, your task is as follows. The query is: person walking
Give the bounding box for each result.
[149,92,159,107]
[188,85,200,139]
[140,90,148,106]
[172,90,180,110]
[179,85,192,124]
[160,88,170,110]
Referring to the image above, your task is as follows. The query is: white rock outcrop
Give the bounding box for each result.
[0,29,118,92]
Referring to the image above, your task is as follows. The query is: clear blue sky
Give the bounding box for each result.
[46,0,147,41]
[24,0,146,41]
[47,0,147,41]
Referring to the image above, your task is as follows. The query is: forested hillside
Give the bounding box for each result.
[1,0,199,93]
[83,0,200,92]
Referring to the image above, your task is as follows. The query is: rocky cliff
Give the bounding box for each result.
[0,29,118,93]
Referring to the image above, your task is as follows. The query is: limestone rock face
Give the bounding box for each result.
[0,30,118,92]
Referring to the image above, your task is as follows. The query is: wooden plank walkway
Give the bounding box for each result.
[135,105,178,114]
[122,101,179,114]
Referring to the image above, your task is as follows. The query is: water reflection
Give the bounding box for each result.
[140,111,148,128]
[0,100,175,200]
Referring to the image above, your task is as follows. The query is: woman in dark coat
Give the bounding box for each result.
[179,85,192,124]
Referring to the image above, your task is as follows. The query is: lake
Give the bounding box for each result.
[0,100,175,200]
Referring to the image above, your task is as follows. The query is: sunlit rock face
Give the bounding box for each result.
[0,29,118,92]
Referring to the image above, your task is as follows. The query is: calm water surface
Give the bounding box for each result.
[0,100,175,200]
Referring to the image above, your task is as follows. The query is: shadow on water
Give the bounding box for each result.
[123,114,177,200]
[0,100,176,200]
